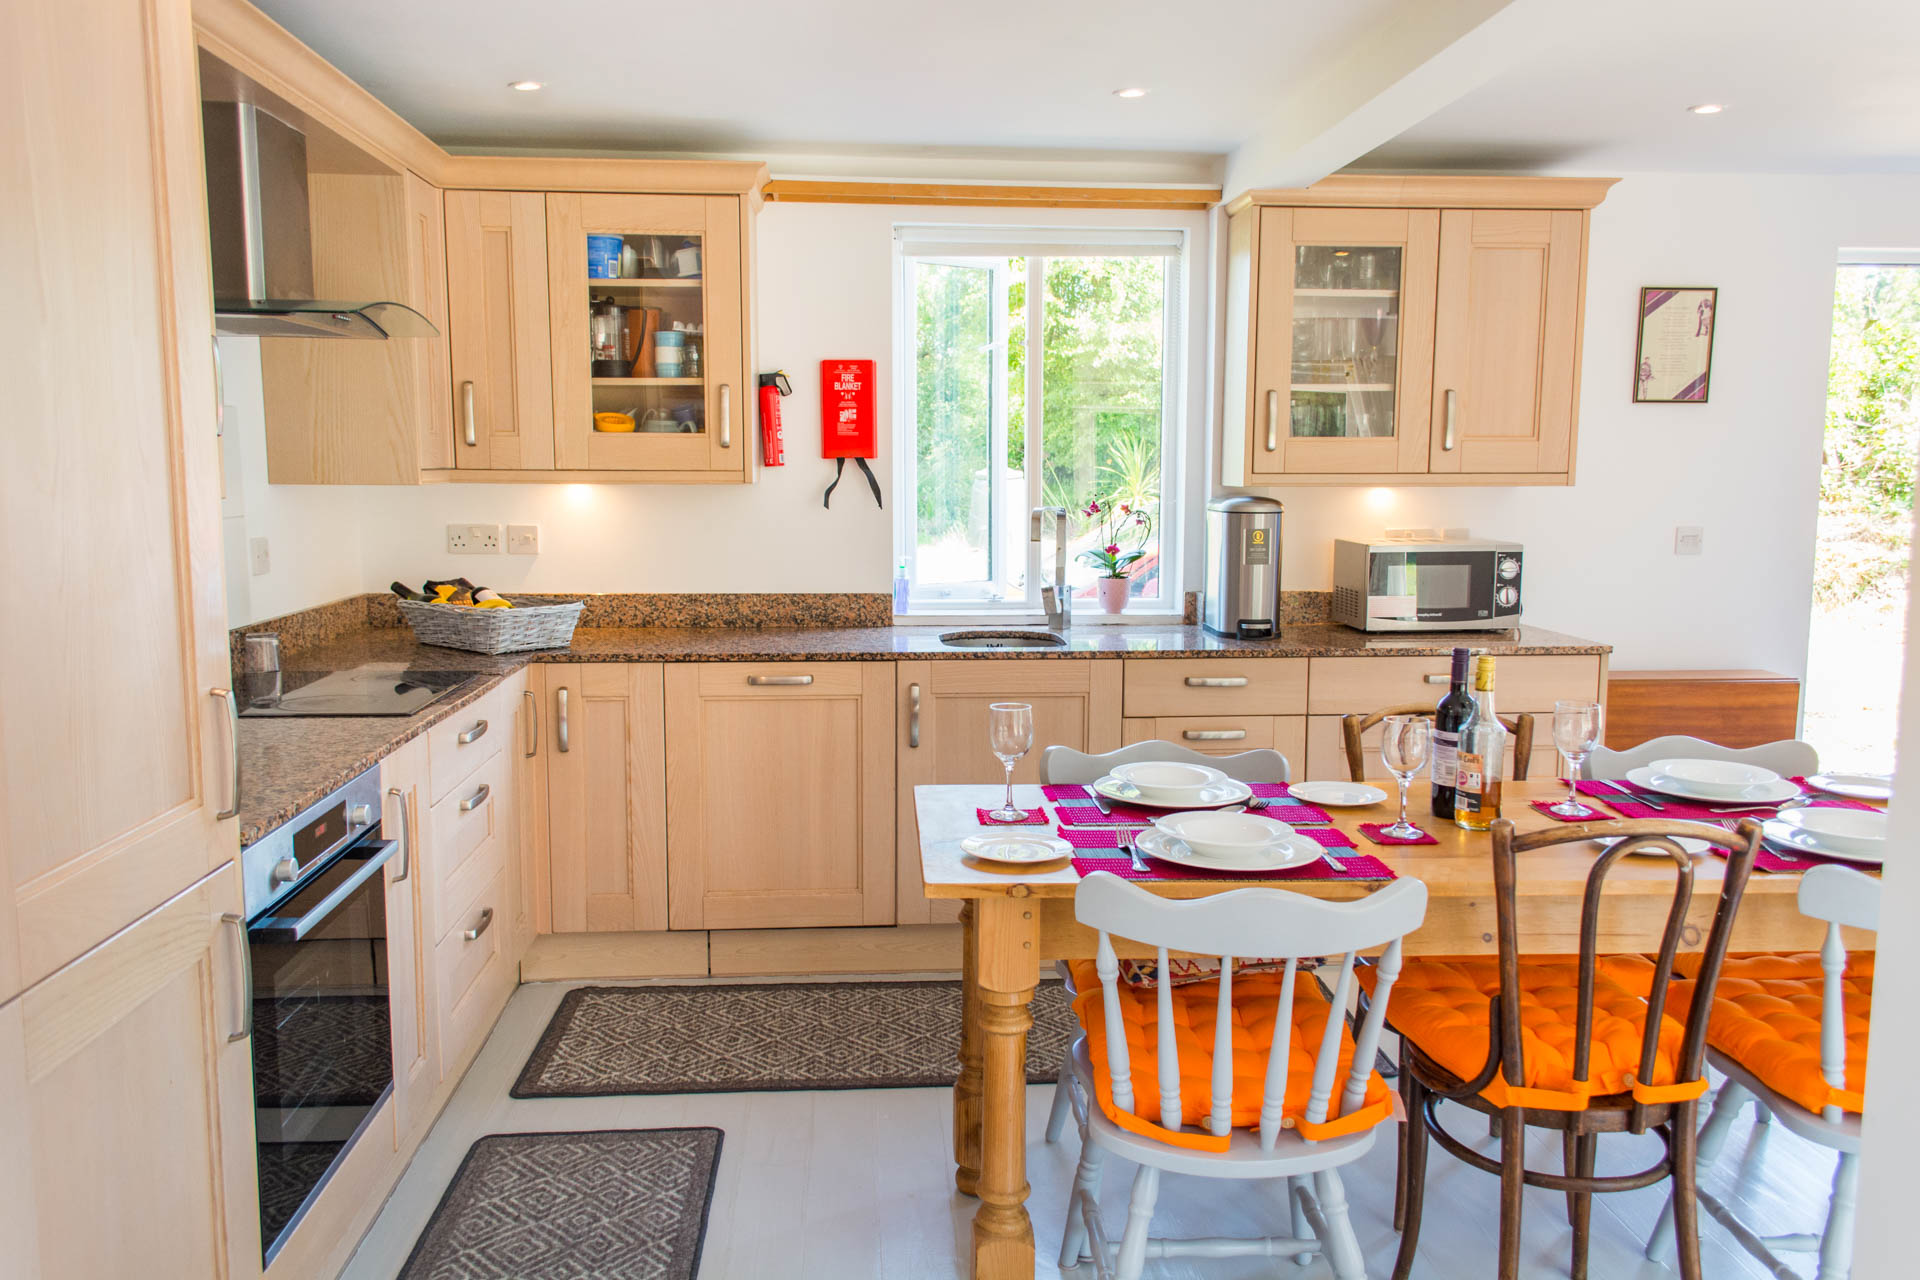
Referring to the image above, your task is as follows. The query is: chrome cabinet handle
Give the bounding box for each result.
[718,384,731,448]
[1423,673,1449,686]
[212,337,225,438]
[457,719,488,745]
[221,912,251,1042]
[463,907,495,941]
[1443,389,1457,451]
[211,688,239,820]
[463,380,476,447]
[748,674,812,686]
[908,682,921,749]
[1265,389,1279,452]
[556,687,569,753]
[387,785,414,882]
[459,782,491,813]
[523,689,538,758]
[1183,729,1247,741]
[1184,676,1248,688]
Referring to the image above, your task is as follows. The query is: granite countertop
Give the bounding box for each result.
[236,620,1608,848]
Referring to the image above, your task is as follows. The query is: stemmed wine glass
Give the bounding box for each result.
[1380,715,1432,839]
[1551,700,1605,817]
[986,702,1035,823]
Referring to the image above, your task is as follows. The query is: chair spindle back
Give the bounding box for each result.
[1797,863,1881,1124]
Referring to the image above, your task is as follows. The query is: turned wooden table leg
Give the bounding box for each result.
[954,900,984,1196]
[971,895,1040,1279]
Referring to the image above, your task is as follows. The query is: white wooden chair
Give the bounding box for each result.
[1041,740,1294,1146]
[1054,870,1428,1279]
[1644,863,1878,1279]
[1583,734,1818,780]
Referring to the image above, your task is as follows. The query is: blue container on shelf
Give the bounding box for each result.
[586,235,623,279]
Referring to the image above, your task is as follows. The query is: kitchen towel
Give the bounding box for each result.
[1055,825,1357,851]
[975,806,1047,826]
[1068,853,1395,884]
[1359,822,1439,846]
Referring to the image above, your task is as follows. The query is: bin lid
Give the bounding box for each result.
[1206,495,1284,514]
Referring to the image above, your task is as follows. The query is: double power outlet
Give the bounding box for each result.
[446,523,540,555]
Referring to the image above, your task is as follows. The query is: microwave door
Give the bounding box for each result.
[1366,554,1419,623]
[1410,554,1494,623]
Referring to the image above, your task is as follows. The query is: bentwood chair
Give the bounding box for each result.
[1643,863,1878,1280]
[1384,816,1763,1280]
[1584,734,1818,781]
[1054,871,1428,1280]
[1339,704,1536,784]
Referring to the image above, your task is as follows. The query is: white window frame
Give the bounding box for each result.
[891,225,1189,622]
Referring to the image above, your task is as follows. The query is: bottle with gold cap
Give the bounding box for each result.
[1454,655,1506,831]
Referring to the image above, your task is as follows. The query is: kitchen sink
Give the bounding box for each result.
[938,630,1069,650]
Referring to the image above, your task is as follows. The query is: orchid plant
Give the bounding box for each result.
[1075,497,1154,579]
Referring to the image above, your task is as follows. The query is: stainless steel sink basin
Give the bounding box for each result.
[938,629,1069,650]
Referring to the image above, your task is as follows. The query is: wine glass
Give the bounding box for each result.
[1380,715,1432,839]
[1551,700,1605,816]
[986,702,1035,822]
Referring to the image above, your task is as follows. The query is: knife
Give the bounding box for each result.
[1607,781,1664,811]
[1090,789,1114,817]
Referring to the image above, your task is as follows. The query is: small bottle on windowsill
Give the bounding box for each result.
[893,561,910,615]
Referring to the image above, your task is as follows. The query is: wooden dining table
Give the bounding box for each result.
[916,778,1881,1279]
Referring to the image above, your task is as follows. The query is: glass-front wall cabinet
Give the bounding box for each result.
[549,192,747,478]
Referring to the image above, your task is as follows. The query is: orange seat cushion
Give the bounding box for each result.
[1381,957,1706,1110]
[1670,956,1872,1115]
[1596,951,1875,996]
[1066,960,1393,1152]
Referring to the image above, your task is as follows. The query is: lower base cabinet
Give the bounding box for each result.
[546,663,669,932]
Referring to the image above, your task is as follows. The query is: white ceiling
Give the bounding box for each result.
[251,0,1402,159]
[1353,0,1920,174]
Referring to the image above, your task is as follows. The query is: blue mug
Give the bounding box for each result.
[586,235,623,279]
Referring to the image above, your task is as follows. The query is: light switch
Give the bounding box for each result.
[507,524,540,555]
[1674,525,1704,556]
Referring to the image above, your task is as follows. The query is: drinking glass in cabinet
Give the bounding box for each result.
[1295,246,1401,293]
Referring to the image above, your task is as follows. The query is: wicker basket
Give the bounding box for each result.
[396,598,583,655]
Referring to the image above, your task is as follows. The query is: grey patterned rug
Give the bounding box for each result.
[397,1129,722,1280]
[512,980,1077,1099]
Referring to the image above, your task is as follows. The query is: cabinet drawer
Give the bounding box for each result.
[1306,655,1601,715]
[429,747,510,942]
[689,661,867,698]
[428,686,506,804]
[436,863,511,1075]
[1122,658,1307,717]
[1304,714,1556,783]
[1122,716,1306,769]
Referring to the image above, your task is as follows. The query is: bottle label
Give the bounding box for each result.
[1456,752,1486,811]
[1431,731,1460,787]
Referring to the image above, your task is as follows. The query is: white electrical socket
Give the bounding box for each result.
[249,536,271,576]
[1674,525,1705,556]
[506,524,540,555]
[446,523,503,554]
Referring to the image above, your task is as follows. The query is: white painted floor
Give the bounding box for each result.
[344,979,1842,1280]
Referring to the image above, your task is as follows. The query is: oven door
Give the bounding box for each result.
[1366,550,1496,627]
[247,835,397,1262]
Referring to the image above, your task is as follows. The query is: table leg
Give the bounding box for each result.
[954,900,983,1196]
[971,896,1040,1279]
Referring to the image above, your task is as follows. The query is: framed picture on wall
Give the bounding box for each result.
[1633,286,1717,402]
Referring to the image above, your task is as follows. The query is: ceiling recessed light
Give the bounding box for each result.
[508,80,544,92]
[1112,87,1148,99]
[1688,103,1725,114]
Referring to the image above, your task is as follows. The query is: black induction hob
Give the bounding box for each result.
[238,663,488,718]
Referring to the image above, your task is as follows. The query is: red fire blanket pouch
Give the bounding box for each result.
[820,358,881,508]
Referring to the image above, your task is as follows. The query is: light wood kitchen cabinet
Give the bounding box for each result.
[0,867,259,1280]
[445,189,556,471]
[1221,176,1612,487]
[1123,716,1308,768]
[665,663,896,929]
[546,665,669,932]
[512,666,549,946]
[3,0,234,1005]
[547,193,752,480]
[379,738,437,1149]
[895,659,1123,924]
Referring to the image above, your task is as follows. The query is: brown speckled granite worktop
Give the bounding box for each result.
[237,620,1607,848]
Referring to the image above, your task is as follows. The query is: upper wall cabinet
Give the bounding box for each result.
[445,190,555,471]
[1221,176,1614,487]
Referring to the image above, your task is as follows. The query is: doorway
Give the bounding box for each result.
[1802,260,1920,771]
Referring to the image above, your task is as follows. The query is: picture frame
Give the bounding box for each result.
[1633,286,1717,403]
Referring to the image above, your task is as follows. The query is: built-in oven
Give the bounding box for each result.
[1331,538,1524,632]
[242,765,396,1265]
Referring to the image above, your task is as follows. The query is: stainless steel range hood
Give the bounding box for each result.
[203,103,436,340]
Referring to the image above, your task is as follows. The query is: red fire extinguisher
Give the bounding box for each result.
[757,370,791,467]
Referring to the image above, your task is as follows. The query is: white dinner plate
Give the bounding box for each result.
[1625,766,1803,806]
[1286,781,1389,807]
[959,833,1073,866]
[1806,772,1894,802]
[1647,757,1781,798]
[1598,834,1715,858]
[1092,775,1253,810]
[1760,817,1886,866]
[1772,807,1888,856]
[1135,826,1325,874]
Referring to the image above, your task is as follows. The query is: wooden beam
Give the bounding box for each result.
[762,180,1221,211]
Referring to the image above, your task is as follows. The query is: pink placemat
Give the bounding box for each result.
[1043,781,1332,827]
[1360,822,1439,846]
[1055,825,1357,851]
[975,806,1047,826]
[1069,853,1396,883]
[1528,799,1612,822]
[1578,778,1878,823]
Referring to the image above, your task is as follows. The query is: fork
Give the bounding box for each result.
[1123,837,1151,875]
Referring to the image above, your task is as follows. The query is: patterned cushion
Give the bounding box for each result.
[1669,956,1872,1115]
[1380,957,1706,1110]
[1066,960,1393,1153]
